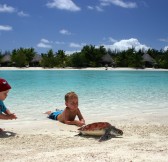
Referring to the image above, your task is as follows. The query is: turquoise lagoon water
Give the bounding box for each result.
[0,70,168,122]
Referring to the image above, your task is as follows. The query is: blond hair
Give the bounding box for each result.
[65,92,78,102]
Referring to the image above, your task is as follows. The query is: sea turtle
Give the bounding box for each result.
[78,122,123,142]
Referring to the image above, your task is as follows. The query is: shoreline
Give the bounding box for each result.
[1,66,168,71]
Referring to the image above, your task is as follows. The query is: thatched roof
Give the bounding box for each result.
[1,54,11,63]
[142,53,155,63]
[31,54,42,63]
[101,53,114,64]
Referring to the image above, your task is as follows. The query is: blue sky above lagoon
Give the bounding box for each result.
[0,0,168,54]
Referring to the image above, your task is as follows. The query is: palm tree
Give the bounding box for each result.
[56,50,66,67]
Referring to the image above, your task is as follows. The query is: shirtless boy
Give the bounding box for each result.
[45,92,85,127]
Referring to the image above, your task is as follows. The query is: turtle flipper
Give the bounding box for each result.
[99,129,112,142]
[99,133,112,142]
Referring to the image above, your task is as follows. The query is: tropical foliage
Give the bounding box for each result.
[11,48,36,67]
[0,45,168,68]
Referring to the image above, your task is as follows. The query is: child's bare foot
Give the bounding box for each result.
[43,111,52,115]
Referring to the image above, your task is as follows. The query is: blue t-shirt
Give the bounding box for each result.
[0,100,7,114]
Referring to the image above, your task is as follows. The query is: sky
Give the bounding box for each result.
[0,0,168,54]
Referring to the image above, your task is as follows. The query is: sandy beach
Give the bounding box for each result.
[1,66,168,71]
[1,114,168,162]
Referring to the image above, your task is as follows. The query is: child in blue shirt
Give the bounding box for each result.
[0,78,17,131]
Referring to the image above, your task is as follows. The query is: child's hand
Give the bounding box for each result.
[76,121,85,127]
[80,119,85,126]
[8,113,17,120]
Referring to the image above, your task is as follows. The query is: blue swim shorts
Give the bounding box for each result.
[48,110,63,120]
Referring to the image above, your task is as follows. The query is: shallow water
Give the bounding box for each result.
[0,70,168,122]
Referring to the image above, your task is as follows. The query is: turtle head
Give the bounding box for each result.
[110,126,123,136]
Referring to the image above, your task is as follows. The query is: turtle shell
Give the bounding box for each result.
[78,122,111,136]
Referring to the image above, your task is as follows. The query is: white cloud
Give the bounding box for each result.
[100,0,137,8]
[87,5,103,12]
[0,4,30,17]
[89,0,137,12]
[46,0,80,11]
[159,38,168,43]
[17,11,29,17]
[0,4,16,13]
[37,42,52,48]
[37,39,52,48]
[95,6,104,12]
[87,6,94,10]
[108,37,117,43]
[41,38,50,43]
[69,42,83,48]
[164,46,168,51]
[0,25,12,31]
[55,41,65,45]
[59,29,71,35]
[65,50,80,55]
[102,38,150,51]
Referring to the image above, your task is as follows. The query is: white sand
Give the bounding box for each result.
[0,66,168,71]
[1,114,168,162]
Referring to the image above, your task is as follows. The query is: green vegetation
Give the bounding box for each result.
[11,48,36,67]
[0,45,168,68]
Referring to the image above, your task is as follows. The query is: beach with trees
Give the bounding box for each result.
[1,45,168,69]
